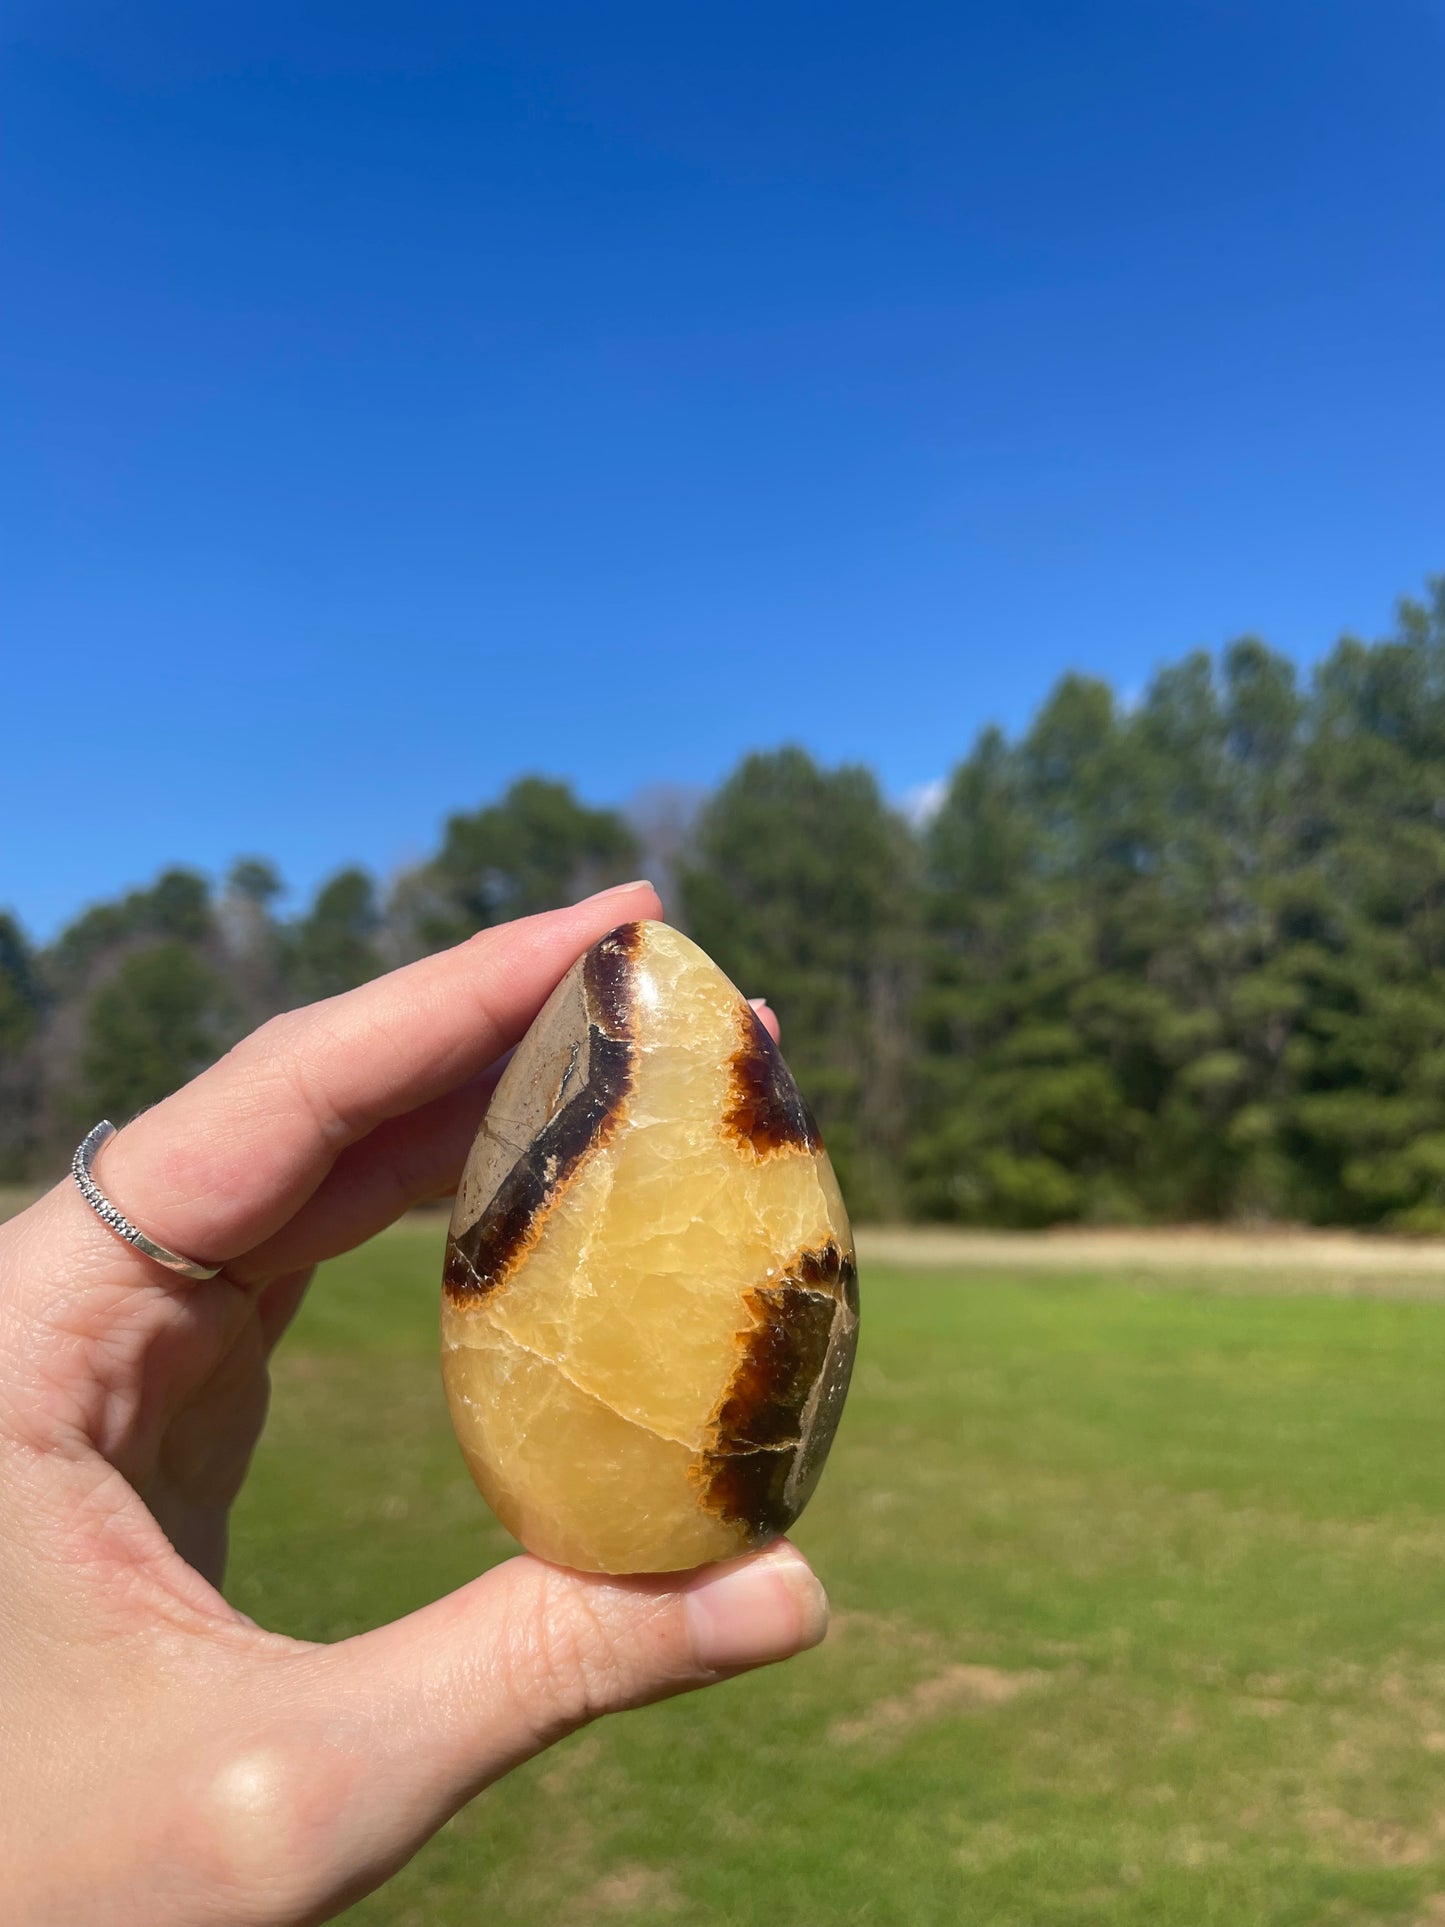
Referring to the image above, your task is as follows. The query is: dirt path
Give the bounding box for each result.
[855,1223,1445,1283]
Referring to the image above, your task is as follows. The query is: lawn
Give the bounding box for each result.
[229,1223,1445,1927]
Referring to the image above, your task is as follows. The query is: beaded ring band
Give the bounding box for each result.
[71,1120,222,1283]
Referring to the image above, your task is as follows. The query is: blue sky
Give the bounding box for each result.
[4,1,1444,939]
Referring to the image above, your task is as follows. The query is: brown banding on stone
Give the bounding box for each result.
[697,1238,858,1535]
[698,1443,797,1541]
[585,919,645,1032]
[723,1003,822,1156]
[712,1280,838,1449]
[443,923,642,1302]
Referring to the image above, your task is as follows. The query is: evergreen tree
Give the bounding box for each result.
[284,868,383,1004]
[0,912,43,1178]
[915,647,1309,1224]
[78,943,234,1124]
[1278,581,1445,1225]
[47,868,213,996]
[679,746,917,1215]
[417,777,639,948]
[0,912,39,1059]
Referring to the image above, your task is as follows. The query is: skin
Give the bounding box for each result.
[0,881,828,1927]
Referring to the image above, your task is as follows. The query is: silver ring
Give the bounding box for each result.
[71,1121,223,1283]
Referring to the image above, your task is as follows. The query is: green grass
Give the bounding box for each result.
[229,1227,1445,1926]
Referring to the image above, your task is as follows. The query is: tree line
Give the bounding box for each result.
[7,576,1445,1229]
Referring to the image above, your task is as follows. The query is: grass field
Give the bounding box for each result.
[221,1226,1445,1923]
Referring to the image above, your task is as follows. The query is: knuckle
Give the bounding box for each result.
[249,1016,355,1149]
[238,1007,303,1063]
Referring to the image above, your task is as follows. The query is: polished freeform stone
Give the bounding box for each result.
[441,919,858,1574]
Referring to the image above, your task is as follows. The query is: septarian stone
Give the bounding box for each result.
[441,919,859,1574]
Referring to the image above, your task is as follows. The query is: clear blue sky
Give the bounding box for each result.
[4,1,1444,939]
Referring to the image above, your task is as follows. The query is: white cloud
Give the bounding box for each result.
[901,776,948,827]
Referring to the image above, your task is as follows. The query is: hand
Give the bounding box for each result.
[0,882,828,1927]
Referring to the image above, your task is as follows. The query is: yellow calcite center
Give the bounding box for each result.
[441,921,856,1574]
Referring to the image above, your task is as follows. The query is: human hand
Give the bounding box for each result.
[0,882,827,1926]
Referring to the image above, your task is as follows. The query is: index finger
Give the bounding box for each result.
[73,881,662,1272]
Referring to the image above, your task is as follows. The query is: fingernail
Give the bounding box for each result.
[748,997,772,1014]
[684,1544,829,1672]
[586,878,655,903]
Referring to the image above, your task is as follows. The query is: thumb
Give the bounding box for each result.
[224,1543,827,1919]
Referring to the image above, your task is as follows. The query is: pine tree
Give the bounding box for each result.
[679,747,917,1216]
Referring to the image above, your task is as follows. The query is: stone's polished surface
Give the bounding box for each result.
[441,919,858,1574]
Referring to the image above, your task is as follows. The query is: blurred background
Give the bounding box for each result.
[7,5,1445,1923]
